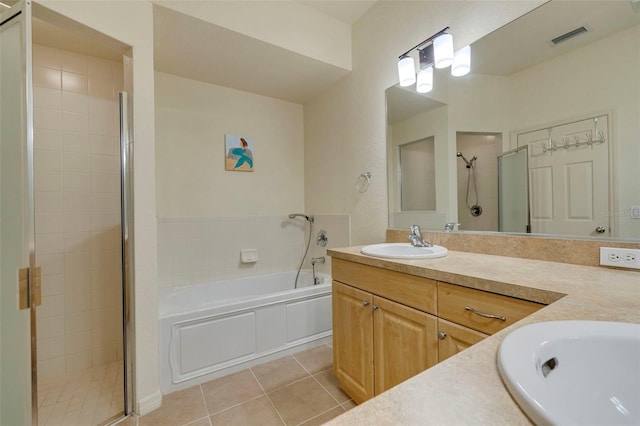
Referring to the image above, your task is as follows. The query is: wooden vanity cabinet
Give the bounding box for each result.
[437,318,488,362]
[332,259,438,403]
[331,258,545,403]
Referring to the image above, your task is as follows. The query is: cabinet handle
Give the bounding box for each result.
[465,305,506,321]
[437,331,447,340]
[362,301,369,307]
[372,304,379,311]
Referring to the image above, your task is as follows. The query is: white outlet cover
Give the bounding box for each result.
[600,247,640,270]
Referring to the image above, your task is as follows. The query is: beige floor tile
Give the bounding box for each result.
[184,417,212,426]
[138,386,207,426]
[293,345,332,374]
[201,369,264,414]
[113,415,138,426]
[210,395,283,426]
[268,377,338,425]
[298,406,345,426]
[313,370,350,404]
[251,356,309,392]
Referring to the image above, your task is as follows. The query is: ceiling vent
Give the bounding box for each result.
[550,26,589,45]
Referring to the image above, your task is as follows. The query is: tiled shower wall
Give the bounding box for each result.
[32,45,124,381]
[157,215,350,290]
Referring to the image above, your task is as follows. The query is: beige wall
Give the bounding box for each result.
[304,1,544,245]
[155,72,305,217]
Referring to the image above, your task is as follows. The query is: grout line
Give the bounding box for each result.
[181,415,212,426]
[249,368,286,425]
[196,384,213,425]
[294,404,342,426]
[206,394,265,418]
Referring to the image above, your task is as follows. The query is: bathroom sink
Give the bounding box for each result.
[497,320,640,426]
[360,243,448,259]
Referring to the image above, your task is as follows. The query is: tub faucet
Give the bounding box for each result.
[408,225,433,247]
[444,223,460,231]
[311,257,325,265]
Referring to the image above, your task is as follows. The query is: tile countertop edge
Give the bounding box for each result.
[325,246,640,426]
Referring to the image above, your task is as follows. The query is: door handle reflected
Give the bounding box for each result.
[595,226,606,233]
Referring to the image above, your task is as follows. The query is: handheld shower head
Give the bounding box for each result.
[288,213,314,223]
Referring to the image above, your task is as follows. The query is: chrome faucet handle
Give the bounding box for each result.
[311,256,326,265]
[407,225,433,247]
[444,223,461,231]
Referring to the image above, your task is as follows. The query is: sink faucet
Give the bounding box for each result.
[408,225,433,247]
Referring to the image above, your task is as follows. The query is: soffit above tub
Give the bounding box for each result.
[153,4,351,104]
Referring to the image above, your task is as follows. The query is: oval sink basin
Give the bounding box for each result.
[360,243,448,259]
[497,320,640,426]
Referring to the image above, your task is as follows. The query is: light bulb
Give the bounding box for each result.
[451,45,471,77]
[433,33,454,69]
[416,66,433,93]
[397,56,416,87]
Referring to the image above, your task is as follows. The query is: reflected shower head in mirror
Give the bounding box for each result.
[457,152,476,168]
[288,213,314,223]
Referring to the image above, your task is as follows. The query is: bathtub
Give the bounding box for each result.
[159,270,332,393]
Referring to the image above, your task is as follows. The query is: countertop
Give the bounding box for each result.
[325,246,640,425]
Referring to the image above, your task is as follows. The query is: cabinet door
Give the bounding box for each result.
[373,296,438,395]
[332,281,374,403]
[437,318,488,362]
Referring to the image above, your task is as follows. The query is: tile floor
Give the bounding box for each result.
[37,361,124,426]
[119,343,355,426]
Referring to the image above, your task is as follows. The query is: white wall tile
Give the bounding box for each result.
[65,311,92,334]
[62,111,89,134]
[36,213,63,234]
[33,66,61,90]
[89,113,115,136]
[37,314,65,339]
[65,251,92,273]
[89,77,114,100]
[38,336,65,361]
[36,233,64,256]
[35,87,62,110]
[63,132,90,153]
[63,152,89,173]
[91,230,120,251]
[35,171,62,193]
[64,271,91,294]
[88,57,113,81]
[37,294,65,318]
[63,212,91,233]
[60,51,87,75]
[42,274,65,296]
[63,192,91,213]
[35,128,63,151]
[90,173,119,193]
[65,352,92,374]
[34,107,62,131]
[33,45,61,70]
[89,154,118,174]
[90,193,119,212]
[64,232,92,253]
[62,91,89,114]
[66,331,92,354]
[62,71,88,94]
[63,172,90,193]
[65,291,91,314]
[89,134,118,155]
[90,212,120,232]
[36,192,63,214]
[35,149,63,172]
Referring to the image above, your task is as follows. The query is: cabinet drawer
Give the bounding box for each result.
[438,282,544,335]
[333,258,437,315]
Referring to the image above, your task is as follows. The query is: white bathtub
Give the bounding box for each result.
[159,271,332,393]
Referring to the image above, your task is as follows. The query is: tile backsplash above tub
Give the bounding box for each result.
[157,215,350,289]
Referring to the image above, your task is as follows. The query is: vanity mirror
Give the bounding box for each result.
[386,0,640,240]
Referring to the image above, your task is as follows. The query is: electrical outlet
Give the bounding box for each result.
[600,247,640,269]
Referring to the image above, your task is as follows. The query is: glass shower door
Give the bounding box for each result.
[498,146,530,233]
[0,0,36,424]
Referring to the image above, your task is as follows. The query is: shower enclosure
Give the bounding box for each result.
[0,1,134,424]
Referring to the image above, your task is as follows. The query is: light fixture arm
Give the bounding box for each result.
[397,26,450,59]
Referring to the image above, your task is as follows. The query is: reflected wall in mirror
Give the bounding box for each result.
[400,137,436,211]
[386,0,640,240]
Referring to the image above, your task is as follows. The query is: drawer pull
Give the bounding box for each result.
[362,301,370,307]
[465,305,506,322]
[437,331,447,340]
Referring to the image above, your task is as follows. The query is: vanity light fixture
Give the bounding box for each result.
[397,27,471,93]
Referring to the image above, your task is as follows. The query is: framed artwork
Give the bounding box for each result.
[225,135,254,172]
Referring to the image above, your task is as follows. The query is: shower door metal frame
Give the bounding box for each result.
[497,145,531,233]
[119,91,136,418]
